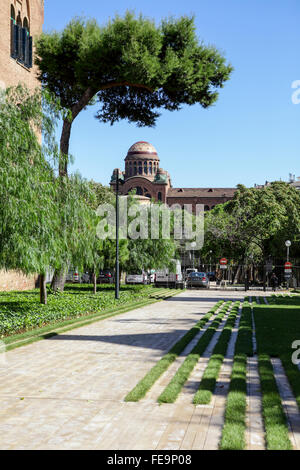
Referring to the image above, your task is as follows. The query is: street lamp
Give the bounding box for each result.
[115,170,124,300]
[209,250,212,272]
[285,240,291,261]
[191,242,196,269]
[285,240,292,290]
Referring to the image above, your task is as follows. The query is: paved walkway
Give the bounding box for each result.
[1,289,299,450]
[0,290,251,450]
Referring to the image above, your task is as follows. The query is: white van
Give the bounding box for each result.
[125,271,149,285]
[155,260,184,288]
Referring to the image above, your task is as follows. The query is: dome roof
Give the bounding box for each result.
[125,141,159,160]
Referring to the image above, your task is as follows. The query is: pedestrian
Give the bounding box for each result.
[270,272,278,291]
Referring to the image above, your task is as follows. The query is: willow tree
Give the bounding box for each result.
[0,86,60,304]
[35,12,233,177]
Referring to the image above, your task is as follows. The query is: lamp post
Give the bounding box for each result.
[285,240,291,261]
[191,242,196,269]
[285,240,292,289]
[115,170,124,300]
[209,250,212,272]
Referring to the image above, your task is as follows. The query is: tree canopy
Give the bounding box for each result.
[203,182,300,264]
[35,12,233,174]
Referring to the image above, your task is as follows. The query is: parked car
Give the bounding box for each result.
[184,268,198,280]
[187,272,210,288]
[155,260,184,288]
[125,271,149,285]
[97,270,114,284]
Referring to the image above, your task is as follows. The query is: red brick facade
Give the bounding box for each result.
[0,0,44,91]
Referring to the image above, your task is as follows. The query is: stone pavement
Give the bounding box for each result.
[0,289,297,450]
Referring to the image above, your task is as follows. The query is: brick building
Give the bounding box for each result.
[0,0,44,291]
[110,141,237,212]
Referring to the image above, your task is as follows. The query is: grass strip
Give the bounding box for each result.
[157,301,232,404]
[220,301,253,450]
[124,300,225,402]
[193,301,240,404]
[258,354,292,450]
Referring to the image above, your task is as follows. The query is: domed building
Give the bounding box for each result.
[110,141,236,212]
[110,141,171,202]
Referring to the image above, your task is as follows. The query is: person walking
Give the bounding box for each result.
[270,272,278,291]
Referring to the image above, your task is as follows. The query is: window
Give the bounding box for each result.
[138,162,142,175]
[144,161,148,174]
[10,7,33,68]
[135,187,143,196]
[204,205,210,211]
[158,192,162,201]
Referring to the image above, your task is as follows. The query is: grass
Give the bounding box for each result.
[124,300,225,402]
[157,301,232,404]
[0,283,159,337]
[252,297,300,450]
[0,284,180,352]
[193,301,240,404]
[258,353,292,450]
[220,301,253,450]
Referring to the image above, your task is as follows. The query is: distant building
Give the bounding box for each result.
[110,141,237,213]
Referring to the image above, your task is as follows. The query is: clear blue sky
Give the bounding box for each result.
[44,0,300,188]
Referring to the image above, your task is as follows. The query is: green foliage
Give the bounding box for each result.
[0,283,156,336]
[203,182,300,263]
[0,86,59,275]
[36,13,233,125]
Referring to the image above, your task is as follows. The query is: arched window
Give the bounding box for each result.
[158,192,162,201]
[204,205,210,211]
[23,17,29,32]
[144,161,148,174]
[145,193,151,199]
[11,5,15,21]
[149,161,152,174]
[10,8,32,68]
[133,162,137,175]
[138,161,142,175]
[135,187,143,196]
[16,12,22,26]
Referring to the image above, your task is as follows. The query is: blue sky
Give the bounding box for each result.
[44,0,300,188]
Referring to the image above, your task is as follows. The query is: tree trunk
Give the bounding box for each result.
[93,272,97,294]
[51,266,69,292]
[40,274,47,305]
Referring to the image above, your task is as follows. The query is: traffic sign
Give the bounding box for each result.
[220,265,227,270]
[220,258,228,265]
[284,262,292,269]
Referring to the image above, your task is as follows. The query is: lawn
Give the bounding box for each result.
[0,283,178,342]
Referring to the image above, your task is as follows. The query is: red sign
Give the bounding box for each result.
[284,262,292,268]
[220,258,228,265]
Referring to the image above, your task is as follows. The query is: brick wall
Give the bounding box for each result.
[0,270,38,292]
[0,0,44,90]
